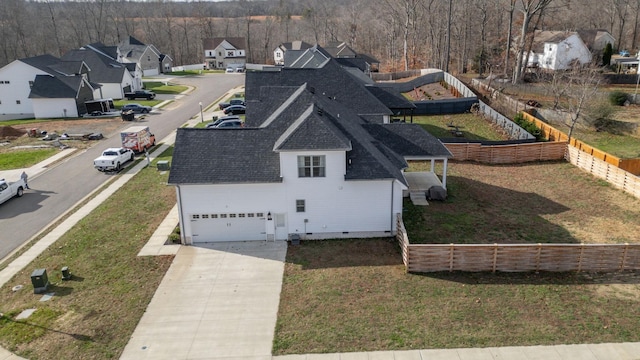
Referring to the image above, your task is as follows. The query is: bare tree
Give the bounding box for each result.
[512,0,554,84]
[504,0,517,76]
[563,66,602,139]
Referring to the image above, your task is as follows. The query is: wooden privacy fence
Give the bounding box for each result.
[444,141,567,163]
[522,112,640,175]
[396,215,640,273]
[566,146,640,199]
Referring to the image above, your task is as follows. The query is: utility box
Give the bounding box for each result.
[290,234,300,245]
[157,160,170,171]
[30,269,49,294]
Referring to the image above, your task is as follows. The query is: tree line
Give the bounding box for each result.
[1,0,638,83]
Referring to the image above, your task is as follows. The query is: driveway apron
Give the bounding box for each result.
[120,241,287,360]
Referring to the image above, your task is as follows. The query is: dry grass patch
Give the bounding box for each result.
[275,239,640,355]
[275,161,640,355]
[405,161,640,244]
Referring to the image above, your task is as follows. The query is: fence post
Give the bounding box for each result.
[536,243,542,272]
[578,243,585,272]
[492,243,498,272]
[621,243,629,271]
[449,243,454,272]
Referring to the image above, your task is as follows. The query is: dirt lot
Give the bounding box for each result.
[0,117,125,152]
[403,82,458,101]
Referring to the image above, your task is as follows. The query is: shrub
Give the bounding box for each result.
[609,91,628,106]
[513,113,544,140]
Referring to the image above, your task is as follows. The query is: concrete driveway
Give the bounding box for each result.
[120,241,287,360]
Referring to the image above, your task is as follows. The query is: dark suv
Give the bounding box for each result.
[121,103,152,114]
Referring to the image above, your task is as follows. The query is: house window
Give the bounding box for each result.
[28,81,34,88]
[296,200,305,213]
[298,155,325,177]
[202,214,209,219]
[219,51,222,56]
[16,100,20,104]
[192,214,200,219]
[227,51,234,57]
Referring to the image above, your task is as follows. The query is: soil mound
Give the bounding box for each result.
[0,126,27,139]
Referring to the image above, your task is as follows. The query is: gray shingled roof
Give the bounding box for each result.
[19,54,60,72]
[245,60,392,121]
[28,74,82,99]
[203,37,246,50]
[170,66,452,187]
[168,128,282,185]
[365,86,416,110]
[62,49,126,84]
[363,123,453,158]
[274,105,352,151]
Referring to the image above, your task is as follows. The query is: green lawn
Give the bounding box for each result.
[143,81,188,94]
[163,70,222,75]
[544,120,640,159]
[0,148,58,170]
[113,99,162,109]
[411,113,509,141]
[0,119,56,127]
[0,148,176,359]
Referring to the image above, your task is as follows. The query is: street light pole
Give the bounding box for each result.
[199,102,203,123]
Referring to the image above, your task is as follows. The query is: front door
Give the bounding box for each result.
[274,213,287,241]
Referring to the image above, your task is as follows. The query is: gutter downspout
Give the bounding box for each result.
[176,185,187,245]
[390,180,395,233]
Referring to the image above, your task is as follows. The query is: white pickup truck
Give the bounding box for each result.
[0,178,26,205]
[94,147,135,172]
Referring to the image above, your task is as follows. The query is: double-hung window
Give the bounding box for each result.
[298,155,325,178]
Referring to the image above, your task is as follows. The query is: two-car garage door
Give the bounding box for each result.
[190,212,267,243]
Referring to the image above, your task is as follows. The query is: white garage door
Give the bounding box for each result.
[190,212,267,242]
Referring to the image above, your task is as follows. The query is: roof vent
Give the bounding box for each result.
[317,109,323,116]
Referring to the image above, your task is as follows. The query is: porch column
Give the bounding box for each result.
[442,158,448,190]
[430,159,435,172]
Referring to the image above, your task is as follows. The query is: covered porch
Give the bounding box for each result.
[403,157,449,206]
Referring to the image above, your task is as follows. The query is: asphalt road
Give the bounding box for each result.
[0,73,244,260]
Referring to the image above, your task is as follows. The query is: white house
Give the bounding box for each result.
[527,31,592,70]
[273,40,313,66]
[0,55,95,119]
[168,61,452,244]
[62,48,137,100]
[203,37,246,70]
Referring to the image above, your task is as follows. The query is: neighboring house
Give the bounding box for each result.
[323,41,380,74]
[576,29,615,55]
[84,42,143,90]
[62,48,137,100]
[118,36,173,76]
[526,31,592,70]
[274,40,313,66]
[0,54,96,119]
[168,82,452,244]
[203,37,246,70]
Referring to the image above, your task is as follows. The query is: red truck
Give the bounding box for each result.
[120,126,156,153]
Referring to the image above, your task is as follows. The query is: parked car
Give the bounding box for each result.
[93,147,135,172]
[209,119,243,128]
[121,103,152,114]
[0,178,26,205]
[226,67,235,73]
[206,115,240,128]
[124,90,156,100]
[218,98,245,110]
[223,105,246,115]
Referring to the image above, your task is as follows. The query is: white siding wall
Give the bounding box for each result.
[178,183,286,243]
[99,83,125,100]
[280,151,398,238]
[32,98,78,118]
[176,150,406,242]
[0,61,48,117]
[542,35,592,70]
